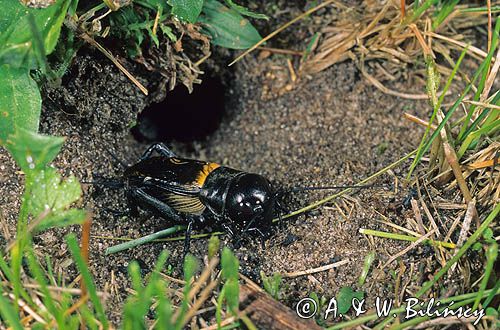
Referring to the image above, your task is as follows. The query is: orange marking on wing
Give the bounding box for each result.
[170,158,188,164]
[196,163,220,187]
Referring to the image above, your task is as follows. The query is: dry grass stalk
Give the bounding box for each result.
[380,228,437,270]
[78,32,149,96]
[229,0,336,66]
[404,113,438,129]
[302,1,488,97]
[419,196,441,237]
[456,199,476,248]
[410,198,426,234]
[282,259,349,278]
[447,142,499,208]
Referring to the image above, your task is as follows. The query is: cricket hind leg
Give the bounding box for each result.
[128,187,206,259]
[128,187,203,223]
[140,143,177,160]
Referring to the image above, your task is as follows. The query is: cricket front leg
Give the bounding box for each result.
[140,143,177,160]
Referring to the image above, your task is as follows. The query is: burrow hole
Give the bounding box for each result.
[132,74,226,143]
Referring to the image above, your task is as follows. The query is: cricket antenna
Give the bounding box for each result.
[105,148,130,168]
[289,184,380,193]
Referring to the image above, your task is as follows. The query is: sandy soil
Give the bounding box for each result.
[0,3,450,326]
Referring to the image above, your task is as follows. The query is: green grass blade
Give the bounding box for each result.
[0,249,35,307]
[0,250,13,281]
[457,119,500,158]
[79,303,99,330]
[460,6,500,13]
[221,248,239,313]
[0,283,23,330]
[483,280,500,309]
[128,261,144,293]
[457,17,500,142]
[458,92,500,155]
[66,233,109,329]
[216,286,225,328]
[432,0,460,30]
[26,247,65,327]
[407,46,467,179]
[411,54,493,174]
[175,255,198,330]
[44,255,56,286]
[358,251,376,286]
[156,281,174,330]
[415,203,500,297]
[473,242,498,310]
[105,225,185,255]
[409,0,438,23]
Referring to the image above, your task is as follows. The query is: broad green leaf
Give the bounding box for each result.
[0,65,41,144]
[199,0,262,49]
[336,286,364,314]
[0,0,70,68]
[35,209,87,232]
[28,167,81,218]
[5,129,64,171]
[223,0,268,20]
[168,0,203,23]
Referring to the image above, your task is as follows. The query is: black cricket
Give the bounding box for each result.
[123,143,279,255]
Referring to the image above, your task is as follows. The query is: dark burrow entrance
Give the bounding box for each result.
[131,74,226,143]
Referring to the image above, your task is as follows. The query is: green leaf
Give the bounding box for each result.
[223,0,268,20]
[336,287,364,314]
[0,0,70,68]
[199,0,262,49]
[168,0,203,23]
[0,65,41,144]
[482,227,494,242]
[5,129,64,172]
[28,167,81,214]
[28,167,82,222]
[486,307,498,317]
[471,242,483,251]
[160,25,177,42]
[35,209,87,232]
